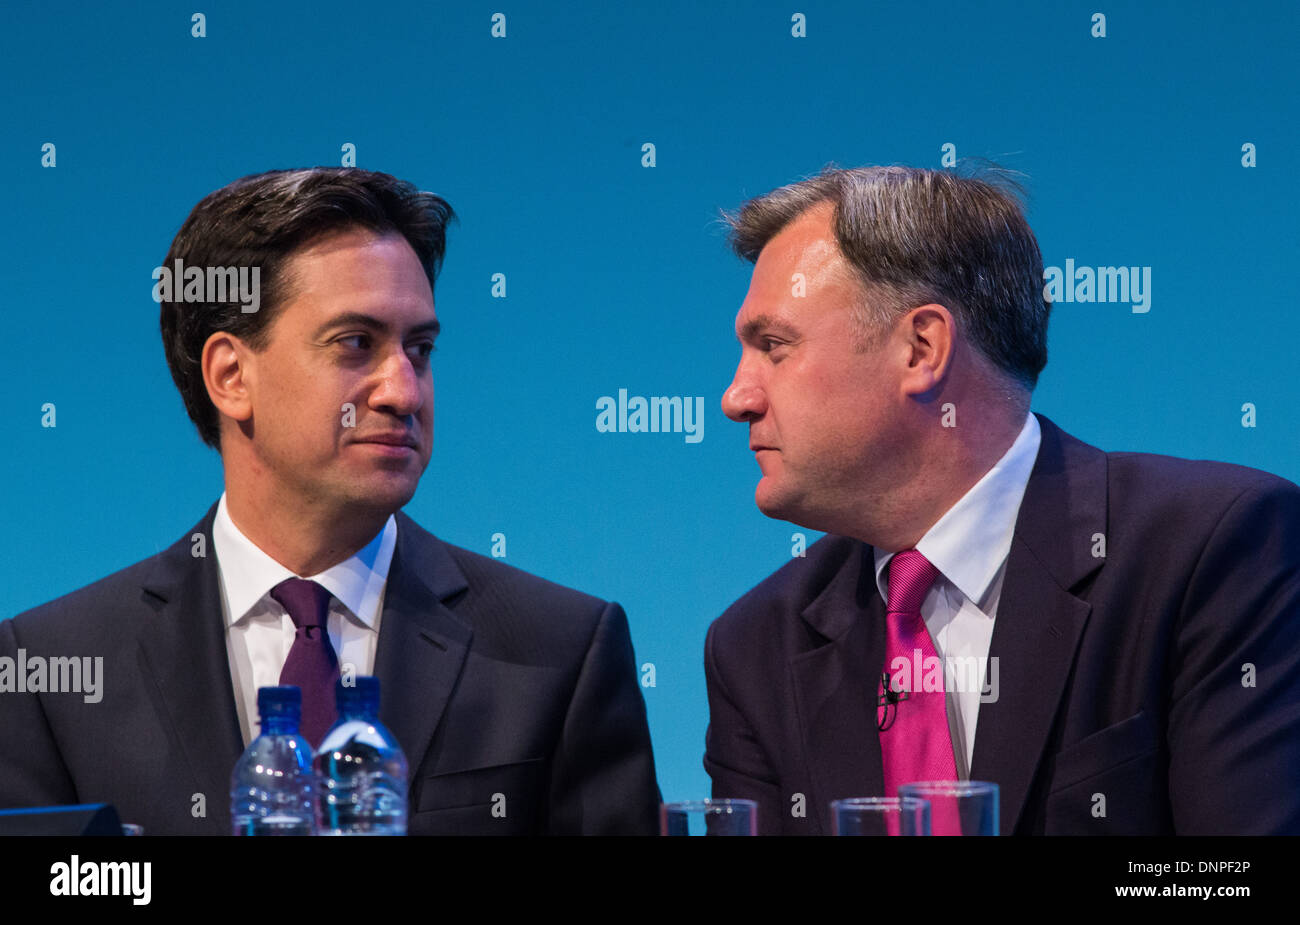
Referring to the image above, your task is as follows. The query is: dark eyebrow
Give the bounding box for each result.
[738,314,799,343]
[313,311,440,340]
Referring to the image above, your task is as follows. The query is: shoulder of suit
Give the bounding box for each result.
[1041,415,1299,528]
[405,528,624,659]
[709,534,863,638]
[445,541,610,610]
[395,512,613,617]
[8,543,176,634]
[1104,449,1300,518]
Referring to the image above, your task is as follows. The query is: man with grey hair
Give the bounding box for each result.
[706,165,1300,835]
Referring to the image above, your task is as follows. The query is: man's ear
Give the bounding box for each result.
[202,332,255,426]
[898,303,956,397]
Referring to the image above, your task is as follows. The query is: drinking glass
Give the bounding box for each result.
[898,780,999,835]
[660,799,757,835]
[831,797,930,836]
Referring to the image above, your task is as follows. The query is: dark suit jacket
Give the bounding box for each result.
[704,415,1300,835]
[0,504,660,835]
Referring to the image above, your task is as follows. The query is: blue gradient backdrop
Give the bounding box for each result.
[2,1,1296,804]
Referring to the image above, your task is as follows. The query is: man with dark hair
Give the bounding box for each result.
[706,165,1300,835]
[0,167,659,835]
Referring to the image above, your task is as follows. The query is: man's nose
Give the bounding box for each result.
[370,350,425,416]
[722,365,765,422]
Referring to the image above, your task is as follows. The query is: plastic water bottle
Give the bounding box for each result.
[230,686,316,836]
[313,676,409,835]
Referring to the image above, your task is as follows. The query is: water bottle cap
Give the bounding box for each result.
[257,685,302,719]
[335,675,380,711]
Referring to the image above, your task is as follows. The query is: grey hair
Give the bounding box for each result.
[724,164,1050,389]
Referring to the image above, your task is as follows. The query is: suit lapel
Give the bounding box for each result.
[791,544,886,834]
[373,513,473,774]
[137,503,243,832]
[971,414,1107,834]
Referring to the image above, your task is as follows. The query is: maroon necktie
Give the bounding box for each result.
[270,578,340,748]
[878,550,960,833]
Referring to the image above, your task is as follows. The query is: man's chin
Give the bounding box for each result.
[755,485,800,525]
[340,475,419,517]
[755,486,834,533]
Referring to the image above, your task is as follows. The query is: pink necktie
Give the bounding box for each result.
[877,550,960,834]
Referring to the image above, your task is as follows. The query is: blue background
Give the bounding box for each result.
[2,0,1296,804]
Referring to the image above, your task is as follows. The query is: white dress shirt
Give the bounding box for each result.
[873,412,1041,778]
[212,492,397,746]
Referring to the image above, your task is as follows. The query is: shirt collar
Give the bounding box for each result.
[874,412,1041,609]
[212,491,398,628]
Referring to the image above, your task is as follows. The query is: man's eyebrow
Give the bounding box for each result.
[738,315,799,342]
[312,312,441,339]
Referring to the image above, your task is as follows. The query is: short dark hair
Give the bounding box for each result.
[725,164,1049,389]
[158,167,455,449]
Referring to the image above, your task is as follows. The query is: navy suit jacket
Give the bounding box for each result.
[704,415,1300,834]
[0,504,660,835]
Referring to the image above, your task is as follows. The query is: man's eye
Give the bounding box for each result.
[338,334,371,350]
[408,341,436,360]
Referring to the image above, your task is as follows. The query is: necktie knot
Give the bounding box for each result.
[887,549,939,615]
[270,578,333,630]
